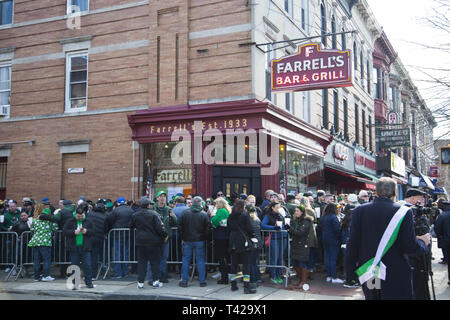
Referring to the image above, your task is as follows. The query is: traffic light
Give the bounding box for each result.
[441,146,450,165]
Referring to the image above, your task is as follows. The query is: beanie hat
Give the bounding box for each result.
[42,208,51,215]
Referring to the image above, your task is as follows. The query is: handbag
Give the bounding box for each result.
[264,232,272,247]
[237,225,257,251]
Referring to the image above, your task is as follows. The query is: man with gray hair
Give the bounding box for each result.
[178,196,211,288]
[358,190,370,204]
[345,177,431,299]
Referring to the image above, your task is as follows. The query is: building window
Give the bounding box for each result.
[360,50,364,88]
[362,109,366,148]
[0,0,13,25]
[353,42,357,71]
[301,91,310,123]
[322,89,328,129]
[284,0,293,18]
[354,104,359,144]
[341,27,346,50]
[374,66,381,99]
[367,60,371,94]
[65,51,88,112]
[0,64,11,118]
[333,90,339,133]
[331,15,337,49]
[368,115,373,151]
[320,2,327,47]
[265,44,273,102]
[68,0,89,13]
[343,98,348,140]
[285,92,292,113]
[301,0,308,31]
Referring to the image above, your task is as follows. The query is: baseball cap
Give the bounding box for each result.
[140,196,155,206]
[156,191,167,198]
[63,199,73,206]
[41,197,50,205]
[117,197,126,204]
[405,188,426,198]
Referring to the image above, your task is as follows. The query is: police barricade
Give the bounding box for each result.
[103,228,135,279]
[0,231,19,281]
[260,230,290,288]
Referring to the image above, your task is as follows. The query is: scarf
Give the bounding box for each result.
[73,212,86,246]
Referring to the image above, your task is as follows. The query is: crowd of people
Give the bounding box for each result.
[0,184,448,298]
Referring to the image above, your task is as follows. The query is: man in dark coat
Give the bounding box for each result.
[106,197,134,278]
[345,177,431,300]
[63,205,95,289]
[129,197,168,289]
[434,201,450,286]
[87,201,108,277]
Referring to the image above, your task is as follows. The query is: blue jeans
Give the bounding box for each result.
[146,241,169,281]
[70,247,93,285]
[324,243,340,279]
[91,241,104,277]
[181,241,206,283]
[269,237,287,279]
[113,237,129,277]
[33,246,51,280]
[307,247,318,271]
[249,249,261,283]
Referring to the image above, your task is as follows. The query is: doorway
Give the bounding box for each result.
[212,166,261,203]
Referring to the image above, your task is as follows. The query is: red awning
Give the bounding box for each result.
[325,166,376,186]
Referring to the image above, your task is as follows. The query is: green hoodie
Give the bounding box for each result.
[155,205,177,239]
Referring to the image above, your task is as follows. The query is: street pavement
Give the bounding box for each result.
[0,240,448,300]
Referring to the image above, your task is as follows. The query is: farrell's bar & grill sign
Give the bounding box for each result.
[271,43,352,92]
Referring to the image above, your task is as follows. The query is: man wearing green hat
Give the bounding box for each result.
[147,191,177,283]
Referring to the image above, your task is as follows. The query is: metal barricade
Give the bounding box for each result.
[103,228,135,279]
[0,231,19,281]
[260,229,291,288]
[14,231,33,280]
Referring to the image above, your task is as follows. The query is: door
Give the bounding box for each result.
[212,166,261,202]
[0,157,7,199]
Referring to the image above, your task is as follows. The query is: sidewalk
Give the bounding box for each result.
[0,241,447,300]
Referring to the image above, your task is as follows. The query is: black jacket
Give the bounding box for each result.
[435,203,450,246]
[87,209,108,244]
[289,215,313,262]
[106,205,134,230]
[345,197,429,300]
[178,206,210,242]
[129,209,167,246]
[227,210,254,253]
[12,220,30,236]
[57,206,76,230]
[63,217,94,252]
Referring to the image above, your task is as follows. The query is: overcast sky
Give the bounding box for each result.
[366,0,449,139]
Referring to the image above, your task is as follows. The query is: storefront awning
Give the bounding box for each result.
[325,166,376,185]
[419,173,435,190]
[355,170,379,183]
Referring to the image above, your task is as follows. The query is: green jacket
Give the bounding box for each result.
[155,205,177,238]
[28,218,58,247]
[211,208,229,228]
[1,209,21,232]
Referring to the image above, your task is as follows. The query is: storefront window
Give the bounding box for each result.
[286,146,308,194]
[307,153,324,192]
[279,144,287,197]
[143,141,192,200]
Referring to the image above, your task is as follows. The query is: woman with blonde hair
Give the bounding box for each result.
[300,197,318,278]
[211,197,232,284]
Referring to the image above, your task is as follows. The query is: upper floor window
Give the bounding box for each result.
[68,0,89,14]
[373,66,381,99]
[341,28,346,50]
[331,15,337,49]
[0,64,11,117]
[65,51,88,112]
[0,0,13,25]
[360,50,364,87]
[367,60,371,94]
[284,0,293,18]
[301,0,308,31]
[320,3,327,47]
[353,41,357,71]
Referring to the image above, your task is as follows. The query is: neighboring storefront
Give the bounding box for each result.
[128,99,332,203]
[377,151,408,199]
[322,139,375,194]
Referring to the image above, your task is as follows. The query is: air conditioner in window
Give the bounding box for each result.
[0,106,8,116]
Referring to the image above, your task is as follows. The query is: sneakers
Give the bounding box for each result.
[41,276,55,282]
[86,283,96,289]
[4,268,10,273]
[152,280,163,288]
[331,278,344,284]
[179,281,188,288]
[34,279,40,282]
[270,278,279,285]
[137,282,144,289]
[200,282,207,287]
[326,277,332,282]
[343,280,360,288]
[276,277,283,285]
[211,271,221,280]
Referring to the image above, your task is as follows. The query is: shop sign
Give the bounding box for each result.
[354,149,377,175]
[377,128,411,148]
[334,143,349,161]
[149,117,250,135]
[287,174,297,188]
[68,168,84,174]
[324,141,355,172]
[429,166,439,178]
[271,43,352,92]
[390,152,406,177]
[155,169,192,184]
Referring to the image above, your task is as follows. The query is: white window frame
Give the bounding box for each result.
[300,0,308,32]
[67,0,89,15]
[0,62,11,118]
[301,91,310,123]
[284,0,293,18]
[65,51,88,113]
[0,0,14,26]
